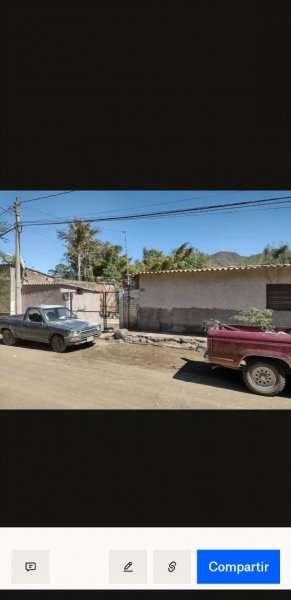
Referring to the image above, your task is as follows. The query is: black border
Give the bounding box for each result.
[1,2,291,189]
[0,410,290,526]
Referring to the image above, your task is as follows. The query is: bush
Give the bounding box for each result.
[230,307,273,329]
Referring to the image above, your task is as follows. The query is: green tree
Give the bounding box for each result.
[57,220,101,281]
[0,221,9,237]
[166,243,210,270]
[92,242,129,281]
[0,251,15,264]
[0,221,13,263]
[134,247,168,272]
[230,307,273,329]
[133,243,210,272]
[270,243,290,264]
[262,243,291,265]
[47,263,75,279]
[52,220,130,284]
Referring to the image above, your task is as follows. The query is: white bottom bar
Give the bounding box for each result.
[0,528,288,589]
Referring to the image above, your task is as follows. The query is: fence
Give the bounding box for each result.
[100,290,120,330]
[119,289,140,329]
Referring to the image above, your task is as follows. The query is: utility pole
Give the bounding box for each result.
[123,230,130,328]
[77,251,82,281]
[123,230,130,289]
[14,197,22,314]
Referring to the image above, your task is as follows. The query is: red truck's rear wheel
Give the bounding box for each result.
[243,359,286,396]
[1,329,17,346]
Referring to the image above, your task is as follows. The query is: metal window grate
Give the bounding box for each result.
[266,284,291,310]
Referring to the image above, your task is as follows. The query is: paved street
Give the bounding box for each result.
[0,338,291,409]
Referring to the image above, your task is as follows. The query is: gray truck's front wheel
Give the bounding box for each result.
[243,359,286,396]
[51,335,66,353]
[1,329,17,346]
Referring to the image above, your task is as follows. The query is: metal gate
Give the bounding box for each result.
[100,290,120,331]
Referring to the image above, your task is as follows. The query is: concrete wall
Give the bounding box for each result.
[22,285,65,312]
[0,265,11,314]
[10,266,15,314]
[136,268,291,333]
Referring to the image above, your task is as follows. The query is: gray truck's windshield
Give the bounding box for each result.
[42,307,75,322]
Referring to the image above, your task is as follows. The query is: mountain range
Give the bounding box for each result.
[209,251,266,267]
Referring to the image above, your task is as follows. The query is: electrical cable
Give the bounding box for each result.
[19,194,291,227]
[20,190,77,204]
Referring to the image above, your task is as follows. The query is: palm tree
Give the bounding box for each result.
[57,220,100,280]
[167,243,210,270]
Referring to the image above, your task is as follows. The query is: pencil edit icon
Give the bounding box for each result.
[123,561,133,572]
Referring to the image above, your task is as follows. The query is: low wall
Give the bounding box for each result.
[138,307,291,335]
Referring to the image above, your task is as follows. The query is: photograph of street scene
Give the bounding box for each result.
[1,190,291,409]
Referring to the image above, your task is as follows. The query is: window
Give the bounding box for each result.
[27,309,43,322]
[266,284,291,310]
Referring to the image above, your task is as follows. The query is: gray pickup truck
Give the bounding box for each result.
[0,304,102,352]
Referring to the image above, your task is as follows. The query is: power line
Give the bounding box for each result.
[8,190,245,222]
[0,203,14,217]
[22,225,57,243]
[22,204,61,219]
[64,190,245,218]
[19,194,291,227]
[3,193,291,239]
[150,203,291,221]
[0,225,16,239]
[20,190,77,204]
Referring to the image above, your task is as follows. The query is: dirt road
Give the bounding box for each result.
[0,338,290,409]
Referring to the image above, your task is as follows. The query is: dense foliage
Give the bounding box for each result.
[230,307,274,328]
[49,221,210,283]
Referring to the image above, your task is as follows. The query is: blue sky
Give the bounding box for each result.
[0,190,291,273]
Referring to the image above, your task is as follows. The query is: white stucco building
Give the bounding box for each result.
[120,264,291,334]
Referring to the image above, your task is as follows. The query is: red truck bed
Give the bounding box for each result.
[206,328,291,397]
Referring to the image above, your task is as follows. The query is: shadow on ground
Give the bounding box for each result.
[0,339,93,353]
[173,358,291,398]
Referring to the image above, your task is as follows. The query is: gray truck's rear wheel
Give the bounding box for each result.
[51,335,66,353]
[1,329,17,346]
[243,359,286,396]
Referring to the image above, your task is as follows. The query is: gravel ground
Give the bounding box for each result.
[0,337,290,409]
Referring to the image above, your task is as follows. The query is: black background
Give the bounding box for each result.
[0,410,290,526]
[0,1,291,596]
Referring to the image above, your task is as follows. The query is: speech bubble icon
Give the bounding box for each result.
[25,562,36,571]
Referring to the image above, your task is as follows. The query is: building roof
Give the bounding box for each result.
[22,282,99,293]
[134,263,291,275]
[23,267,53,277]
[56,279,115,291]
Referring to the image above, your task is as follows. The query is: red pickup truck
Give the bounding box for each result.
[205,326,291,396]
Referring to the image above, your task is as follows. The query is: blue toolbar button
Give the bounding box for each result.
[197,550,280,584]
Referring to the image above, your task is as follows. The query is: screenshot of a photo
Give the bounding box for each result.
[1,2,290,596]
[0,190,291,409]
